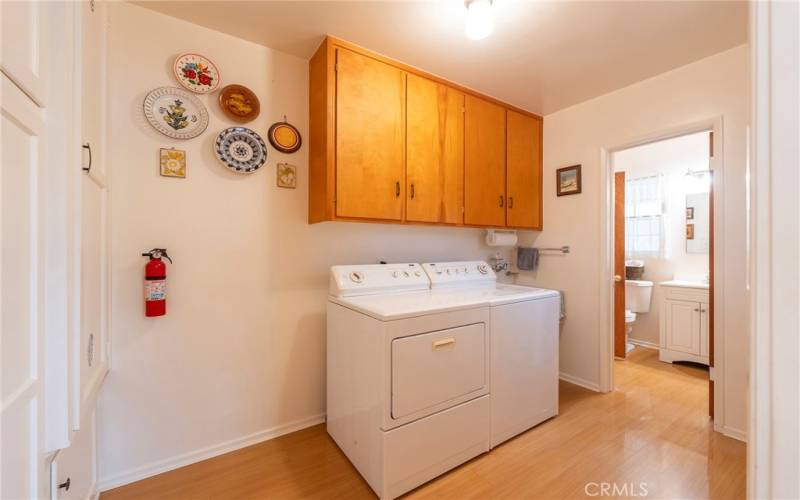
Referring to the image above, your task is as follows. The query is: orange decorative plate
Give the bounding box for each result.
[218,84,260,123]
[267,120,302,154]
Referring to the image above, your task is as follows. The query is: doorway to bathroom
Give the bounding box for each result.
[611,130,714,417]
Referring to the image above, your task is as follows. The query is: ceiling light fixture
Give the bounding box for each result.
[464,0,494,40]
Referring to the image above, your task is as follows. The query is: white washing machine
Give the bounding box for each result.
[327,261,559,499]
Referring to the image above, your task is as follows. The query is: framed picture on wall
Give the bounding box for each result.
[686,207,695,220]
[686,223,695,240]
[556,164,582,196]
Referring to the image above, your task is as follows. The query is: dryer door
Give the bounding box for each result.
[391,323,486,420]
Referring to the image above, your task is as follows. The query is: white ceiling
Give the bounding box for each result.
[134,0,748,115]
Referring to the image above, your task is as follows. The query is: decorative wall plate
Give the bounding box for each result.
[214,127,267,174]
[267,119,302,153]
[173,53,220,93]
[143,87,209,140]
[218,84,260,123]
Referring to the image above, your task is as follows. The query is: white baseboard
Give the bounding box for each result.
[628,338,659,350]
[97,412,326,492]
[717,424,747,443]
[559,372,600,392]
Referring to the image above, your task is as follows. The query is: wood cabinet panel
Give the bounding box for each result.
[506,111,542,229]
[335,48,405,220]
[406,75,464,224]
[464,95,506,227]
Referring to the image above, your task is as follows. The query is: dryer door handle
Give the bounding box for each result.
[433,338,456,349]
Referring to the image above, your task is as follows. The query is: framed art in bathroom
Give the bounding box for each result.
[556,164,582,196]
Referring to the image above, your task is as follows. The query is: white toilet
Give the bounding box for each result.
[625,280,654,353]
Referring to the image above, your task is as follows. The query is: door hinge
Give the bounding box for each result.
[334,62,338,73]
[709,366,716,381]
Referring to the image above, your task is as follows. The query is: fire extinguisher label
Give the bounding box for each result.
[145,280,166,301]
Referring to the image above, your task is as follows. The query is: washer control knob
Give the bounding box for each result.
[463,267,469,274]
[477,264,489,275]
[414,271,421,277]
[446,268,452,275]
[350,272,364,283]
[403,271,410,277]
[392,271,399,278]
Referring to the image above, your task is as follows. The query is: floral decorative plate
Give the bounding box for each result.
[143,87,209,140]
[214,127,267,174]
[267,119,302,154]
[218,84,260,123]
[174,53,220,93]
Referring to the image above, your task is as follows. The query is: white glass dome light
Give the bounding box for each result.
[465,0,494,40]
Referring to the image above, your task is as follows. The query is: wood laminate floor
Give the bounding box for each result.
[102,347,745,499]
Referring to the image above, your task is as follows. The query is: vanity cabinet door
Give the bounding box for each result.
[664,299,701,355]
[406,75,464,224]
[699,301,709,357]
[506,110,542,229]
[335,48,405,221]
[464,95,506,227]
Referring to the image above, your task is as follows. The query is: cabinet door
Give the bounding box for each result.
[406,75,464,224]
[464,95,506,226]
[699,301,709,357]
[336,48,405,220]
[506,111,542,229]
[664,299,701,355]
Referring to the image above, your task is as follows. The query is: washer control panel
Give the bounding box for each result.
[330,263,429,297]
[422,261,496,288]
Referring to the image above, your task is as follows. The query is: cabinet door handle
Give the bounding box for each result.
[499,195,504,208]
[395,181,400,197]
[694,308,700,312]
[509,196,514,209]
[82,143,92,173]
[410,183,415,199]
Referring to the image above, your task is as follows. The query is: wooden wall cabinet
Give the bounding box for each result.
[309,36,543,230]
[464,95,506,227]
[406,75,464,224]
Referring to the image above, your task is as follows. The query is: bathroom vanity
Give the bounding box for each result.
[658,280,710,365]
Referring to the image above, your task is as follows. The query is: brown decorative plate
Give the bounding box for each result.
[267,120,302,153]
[218,84,260,123]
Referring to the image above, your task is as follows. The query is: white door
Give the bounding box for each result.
[0,71,49,500]
[52,1,110,497]
[1,1,56,496]
[664,299,701,355]
[0,1,46,105]
[490,297,560,448]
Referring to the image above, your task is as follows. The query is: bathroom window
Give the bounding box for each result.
[625,175,665,257]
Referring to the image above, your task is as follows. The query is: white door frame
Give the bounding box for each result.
[597,116,725,430]
[748,0,800,497]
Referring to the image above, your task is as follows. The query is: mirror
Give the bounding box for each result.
[685,193,709,254]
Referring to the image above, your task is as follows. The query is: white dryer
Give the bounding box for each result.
[327,263,491,499]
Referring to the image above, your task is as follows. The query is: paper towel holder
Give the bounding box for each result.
[485,229,518,247]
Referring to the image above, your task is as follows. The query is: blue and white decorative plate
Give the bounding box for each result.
[214,127,267,174]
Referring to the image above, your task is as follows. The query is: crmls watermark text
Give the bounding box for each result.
[584,482,649,497]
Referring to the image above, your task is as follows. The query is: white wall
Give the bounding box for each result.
[516,45,750,438]
[97,3,506,489]
[613,132,711,345]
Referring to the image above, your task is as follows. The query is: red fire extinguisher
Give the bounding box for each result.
[142,248,172,317]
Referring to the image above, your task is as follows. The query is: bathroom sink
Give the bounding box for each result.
[659,279,709,289]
